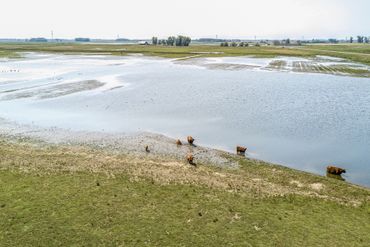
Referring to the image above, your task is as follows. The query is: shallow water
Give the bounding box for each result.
[1,53,370,187]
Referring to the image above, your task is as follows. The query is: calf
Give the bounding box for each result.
[327,166,346,175]
[176,139,182,145]
[187,154,195,165]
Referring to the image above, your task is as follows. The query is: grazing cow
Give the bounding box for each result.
[187,136,195,145]
[187,154,194,165]
[236,146,247,154]
[145,145,150,153]
[327,166,346,175]
[176,139,182,145]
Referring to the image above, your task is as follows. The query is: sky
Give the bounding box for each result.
[1,0,369,40]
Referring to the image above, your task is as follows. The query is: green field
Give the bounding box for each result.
[0,49,21,59]
[0,138,369,246]
[1,43,370,65]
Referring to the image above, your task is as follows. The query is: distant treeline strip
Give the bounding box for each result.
[152,36,191,46]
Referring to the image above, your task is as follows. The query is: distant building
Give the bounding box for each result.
[75,38,90,42]
[29,37,47,42]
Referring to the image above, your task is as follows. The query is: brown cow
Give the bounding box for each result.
[236,146,247,155]
[326,166,346,175]
[187,153,194,165]
[176,139,182,145]
[187,136,195,145]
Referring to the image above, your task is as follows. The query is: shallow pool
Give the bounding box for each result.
[1,53,369,186]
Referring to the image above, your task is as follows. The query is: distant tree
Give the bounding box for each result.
[349,37,353,43]
[357,36,364,43]
[365,37,369,43]
[152,37,158,45]
[239,42,244,47]
[328,38,338,43]
[184,36,191,46]
[175,36,181,46]
[166,36,175,46]
[285,38,290,45]
[220,42,225,47]
[231,42,237,47]
[244,42,249,47]
[255,43,260,47]
[296,40,302,46]
[175,36,191,46]
[224,42,229,47]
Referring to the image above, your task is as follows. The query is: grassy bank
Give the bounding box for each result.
[0,49,20,59]
[297,44,370,66]
[0,137,369,246]
[1,43,370,65]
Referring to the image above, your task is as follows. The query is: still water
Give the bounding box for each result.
[1,53,369,186]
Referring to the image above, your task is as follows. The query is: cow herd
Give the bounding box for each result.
[145,135,248,166]
[144,136,347,180]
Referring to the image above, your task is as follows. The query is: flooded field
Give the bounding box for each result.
[1,53,370,186]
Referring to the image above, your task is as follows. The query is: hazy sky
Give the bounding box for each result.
[1,0,369,39]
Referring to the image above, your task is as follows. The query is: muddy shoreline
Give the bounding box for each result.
[0,118,238,169]
[2,117,370,196]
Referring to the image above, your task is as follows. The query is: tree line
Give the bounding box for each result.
[152,36,191,46]
[349,36,369,43]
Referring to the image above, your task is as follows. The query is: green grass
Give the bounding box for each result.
[1,43,370,65]
[0,49,20,58]
[0,42,311,58]
[297,44,370,66]
[0,138,369,246]
[0,171,369,246]
[305,44,370,54]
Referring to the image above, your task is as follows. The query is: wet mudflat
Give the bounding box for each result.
[1,53,370,186]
